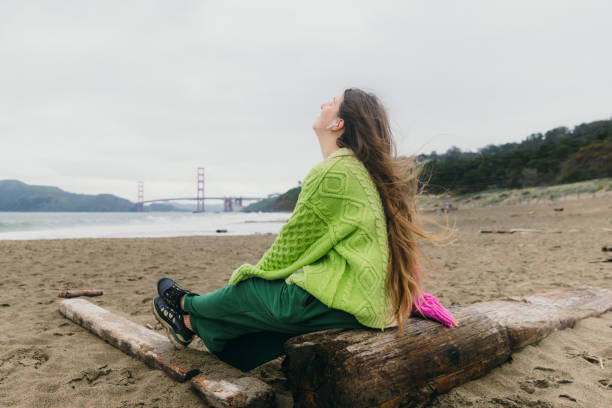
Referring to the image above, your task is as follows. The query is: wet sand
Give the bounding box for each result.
[1,195,610,407]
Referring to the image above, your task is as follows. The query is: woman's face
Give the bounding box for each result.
[313,91,344,133]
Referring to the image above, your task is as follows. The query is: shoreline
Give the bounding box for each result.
[0,231,279,242]
[0,212,290,241]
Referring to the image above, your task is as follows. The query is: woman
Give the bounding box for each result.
[152,88,457,372]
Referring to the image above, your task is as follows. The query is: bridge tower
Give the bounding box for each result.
[224,197,233,212]
[196,167,205,212]
[137,181,144,212]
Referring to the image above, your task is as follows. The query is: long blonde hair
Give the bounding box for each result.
[337,88,442,329]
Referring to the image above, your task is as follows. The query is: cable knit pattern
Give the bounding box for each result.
[228,147,392,329]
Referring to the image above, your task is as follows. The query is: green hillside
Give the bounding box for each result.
[242,187,301,212]
[0,180,136,212]
[420,117,612,193]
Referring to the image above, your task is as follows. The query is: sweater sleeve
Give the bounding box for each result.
[227,165,330,285]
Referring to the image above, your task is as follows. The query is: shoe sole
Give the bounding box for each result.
[151,299,189,350]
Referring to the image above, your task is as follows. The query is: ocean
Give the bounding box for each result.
[0,212,290,240]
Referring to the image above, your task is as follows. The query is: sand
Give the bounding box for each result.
[0,195,610,407]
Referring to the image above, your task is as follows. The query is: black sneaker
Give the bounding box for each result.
[157,277,190,314]
[152,297,194,349]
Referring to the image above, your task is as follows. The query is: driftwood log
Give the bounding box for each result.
[58,299,275,408]
[58,289,103,298]
[282,286,612,408]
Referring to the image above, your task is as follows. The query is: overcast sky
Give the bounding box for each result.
[1,1,611,203]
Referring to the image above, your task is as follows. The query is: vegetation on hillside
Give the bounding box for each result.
[419,118,612,194]
[242,187,301,212]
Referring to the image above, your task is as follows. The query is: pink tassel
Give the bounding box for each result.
[412,292,458,328]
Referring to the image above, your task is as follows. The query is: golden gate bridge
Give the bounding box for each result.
[136,167,265,212]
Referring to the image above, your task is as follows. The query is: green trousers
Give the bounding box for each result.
[183,277,367,371]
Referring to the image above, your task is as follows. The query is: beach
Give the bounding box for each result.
[1,195,610,407]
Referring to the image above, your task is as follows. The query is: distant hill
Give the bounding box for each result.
[242,187,301,212]
[0,180,136,212]
[145,203,181,212]
[419,117,612,193]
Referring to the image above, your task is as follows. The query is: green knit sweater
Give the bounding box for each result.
[228,147,392,329]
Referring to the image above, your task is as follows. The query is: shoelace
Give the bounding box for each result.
[165,285,185,309]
